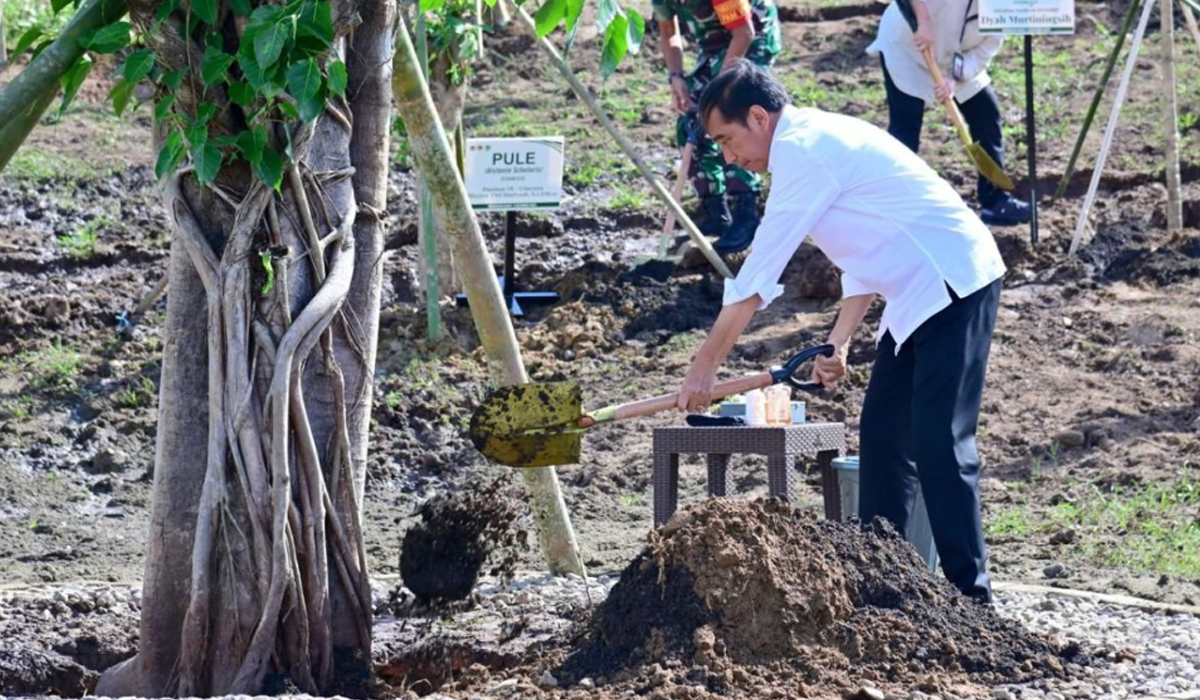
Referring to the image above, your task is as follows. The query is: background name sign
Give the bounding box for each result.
[465,137,565,211]
[979,0,1075,34]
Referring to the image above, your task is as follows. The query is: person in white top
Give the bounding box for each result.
[676,62,1005,601]
[866,0,1030,226]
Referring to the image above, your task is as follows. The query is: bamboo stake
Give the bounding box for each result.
[1184,2,1200,53]
[1162,0,1182,231]
[0,0,129,174]
[1068,0,1156,256]
[392,17,585,576]
[412,7,443,341]
[1055,0,1142,200]
[1,0,8,73]
[514,6,733,279]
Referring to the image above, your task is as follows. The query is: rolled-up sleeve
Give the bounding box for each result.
[722,160,842,309]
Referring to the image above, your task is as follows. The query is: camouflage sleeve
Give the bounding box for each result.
[713,0,752,29]
[651,0,675,23]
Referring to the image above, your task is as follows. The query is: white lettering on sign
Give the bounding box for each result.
[465,137,565,211]
[979,0,1075,34]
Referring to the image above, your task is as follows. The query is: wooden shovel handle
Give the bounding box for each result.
[610,372,775,422]
[921,48,973,148]
[661,142,694,236]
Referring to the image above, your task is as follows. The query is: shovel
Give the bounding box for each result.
[469,344,835,467]
[920,47,1014,192]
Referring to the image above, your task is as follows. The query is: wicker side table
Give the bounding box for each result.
[651,423,847,526]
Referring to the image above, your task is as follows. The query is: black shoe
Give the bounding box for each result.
[698,194,732,238]
[714,191,760,254]
[981,195,1031,226]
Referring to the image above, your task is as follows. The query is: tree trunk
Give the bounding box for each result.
[392,18,585,575]
[96,0,395,695]
[0,0,129,173]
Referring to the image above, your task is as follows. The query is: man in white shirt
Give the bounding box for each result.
[676,61,1005,601]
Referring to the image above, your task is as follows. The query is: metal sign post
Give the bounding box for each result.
[457,137,565,316]
[980,0,1075,245]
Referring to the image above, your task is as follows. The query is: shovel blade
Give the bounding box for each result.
[966,143,1015,191]
[468,382,585,467]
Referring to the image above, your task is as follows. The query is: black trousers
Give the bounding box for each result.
[858,279,1001,600]
[881,56,1006,208]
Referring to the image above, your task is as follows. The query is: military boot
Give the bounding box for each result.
[698,194,732,238]
[715,191,760,254]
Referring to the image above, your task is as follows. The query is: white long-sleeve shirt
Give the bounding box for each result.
[866,0,1003,105]
[723,106,1006,352]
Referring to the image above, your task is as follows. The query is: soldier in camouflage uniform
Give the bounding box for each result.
[654,0,781,253]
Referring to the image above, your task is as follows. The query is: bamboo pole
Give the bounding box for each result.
[1161,0,1182,231]
[412,7,443,341]
[514,6,733,279]
[1055,0,1142,200]
[1184,2,1200,53]
[1068,0,1156,256]
[1,0,8,73]
[0,0,129,174]
[392,17,585,576]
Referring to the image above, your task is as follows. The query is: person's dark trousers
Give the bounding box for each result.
[857,279,1002,601]
[881,56,1007,209]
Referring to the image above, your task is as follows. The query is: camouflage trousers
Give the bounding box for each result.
[675,28,781,198]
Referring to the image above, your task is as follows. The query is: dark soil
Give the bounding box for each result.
[555,499,1083,698]
[399,477,529,602]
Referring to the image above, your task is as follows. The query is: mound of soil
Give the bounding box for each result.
[561,498,1085,696]
[399,478,529,602]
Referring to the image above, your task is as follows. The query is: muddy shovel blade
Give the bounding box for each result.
[967,143,1015,191]
[468,382,585,467]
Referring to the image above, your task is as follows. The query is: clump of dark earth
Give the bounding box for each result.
[561,498,1085,696]
[399,476,529,602]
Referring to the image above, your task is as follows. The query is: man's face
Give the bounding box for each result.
[704,105,773,173]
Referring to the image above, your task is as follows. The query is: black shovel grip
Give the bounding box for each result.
[769,344,835,393]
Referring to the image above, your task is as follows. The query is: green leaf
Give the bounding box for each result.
[626,10,645,53]
[297,0,333,46]
[253,17,291,70]
[228,0,252,15]
[600,15,628,79]
[420,0,446,13]
[278,100,300,120]
[327,60,348,97]
[109,79,137,116]
[123,50,156,83]
[51,0,73,14]
[83,22,132,53]
[155,95,176,124]
[13,28,45,58]
[254,146,285,191]
[559,0,583,43]
[194,102,218,125]
[229,81,256,106]
[155,131,186,180]
[192,142,223,185]
[192,0,218,25]
[155,0,181,22]
[201,46,236,86]
[30,38,54,60]
[596,0,622,35]
[287,58,324,122]
[162,69,185,90]
[59,56,94,115]
[260,252,275,295]
[236,127,266,161]
[186,123,209,146]
[533,0,567,37]
[237,48,271,91]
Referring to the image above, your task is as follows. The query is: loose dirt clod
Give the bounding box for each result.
[399,477,529,602]
[560,498,1085,696]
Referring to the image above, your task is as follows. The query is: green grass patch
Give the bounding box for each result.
[26,341,84,390]
[59,216,108,259]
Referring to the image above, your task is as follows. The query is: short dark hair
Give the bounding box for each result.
[698,60,792,127]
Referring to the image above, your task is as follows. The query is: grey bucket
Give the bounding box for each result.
[832,456,939,573]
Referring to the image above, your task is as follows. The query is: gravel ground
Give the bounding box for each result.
[1,574,1198,700]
